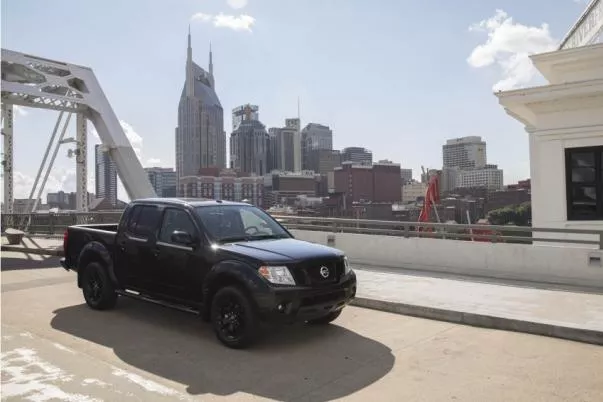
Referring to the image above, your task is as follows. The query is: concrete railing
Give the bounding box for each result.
[3,212,603,290]
[290,229,603,290]
[272,215,603,248]
[268,215,603,291]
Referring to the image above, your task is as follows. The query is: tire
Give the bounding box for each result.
[81,262,118,310]
[210,285,259,349]
[307,309,343,325]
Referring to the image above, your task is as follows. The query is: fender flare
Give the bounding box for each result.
[77,241,118,288]
[201,260,269,317]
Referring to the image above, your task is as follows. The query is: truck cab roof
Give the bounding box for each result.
[131,198,251,208]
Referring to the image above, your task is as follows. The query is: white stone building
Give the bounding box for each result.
[496,0,603,236]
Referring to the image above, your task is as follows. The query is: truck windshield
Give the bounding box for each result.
[195,205,291,243]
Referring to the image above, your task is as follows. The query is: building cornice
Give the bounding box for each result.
[531,43,603,84]
[496,78,603,128]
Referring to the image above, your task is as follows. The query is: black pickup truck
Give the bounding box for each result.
[61,198,356,348]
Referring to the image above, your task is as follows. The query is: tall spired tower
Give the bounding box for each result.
[175,28,226,189]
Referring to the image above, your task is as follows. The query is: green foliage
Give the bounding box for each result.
[487,202,531,226]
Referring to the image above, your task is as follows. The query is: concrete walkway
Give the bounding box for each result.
[3,236,602,345]
[352,268,603,345]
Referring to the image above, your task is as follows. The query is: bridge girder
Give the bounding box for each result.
[1,49,156,213]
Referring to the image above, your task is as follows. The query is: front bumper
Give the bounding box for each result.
[257,273,357,323]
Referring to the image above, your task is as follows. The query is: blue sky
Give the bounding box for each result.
[1,0,588,200]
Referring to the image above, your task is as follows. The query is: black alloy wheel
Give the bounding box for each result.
[211,286,259,349]
[82,262,117,310]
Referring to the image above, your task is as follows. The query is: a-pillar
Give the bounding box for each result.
[2,104,14,214]
[76,113,88,212]
[496,44,603,241]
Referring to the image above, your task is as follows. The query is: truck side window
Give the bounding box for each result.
[126,206,142,234]
[133,206,161,238]
[159,209,196,244]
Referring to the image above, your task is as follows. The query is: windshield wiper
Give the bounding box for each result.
[248,234,288,240]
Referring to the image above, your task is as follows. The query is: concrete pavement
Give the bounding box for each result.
[3,236,603,345]
[2,251,603,401]
[353,269,603,345]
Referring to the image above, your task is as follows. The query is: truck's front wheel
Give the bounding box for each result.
[82,262,117,310]
[210,286,259,349]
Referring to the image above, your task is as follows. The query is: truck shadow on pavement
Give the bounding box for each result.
[1,256,61,271]
[51,297,395,400]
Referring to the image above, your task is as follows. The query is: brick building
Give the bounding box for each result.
[178,168,264,207]
[334,161,402,211]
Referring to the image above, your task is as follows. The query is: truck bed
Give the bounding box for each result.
[63,223,119,271]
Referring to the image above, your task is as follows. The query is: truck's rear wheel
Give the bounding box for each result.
[82,262,117,310]
[210,286,259,349]
[307,309,343,325]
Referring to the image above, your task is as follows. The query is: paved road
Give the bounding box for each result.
[2,252,603,401]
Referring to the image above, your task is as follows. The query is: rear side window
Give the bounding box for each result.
[126,206,141,233]
[127,205,161,238]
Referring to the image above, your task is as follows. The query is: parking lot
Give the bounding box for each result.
[2,251,602,401]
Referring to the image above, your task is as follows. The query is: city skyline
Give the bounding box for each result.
[1,0,585,200]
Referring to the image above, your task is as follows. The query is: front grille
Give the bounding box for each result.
[294,257,343,286]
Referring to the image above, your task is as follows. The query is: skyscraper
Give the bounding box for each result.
[230,117,270,176]
[301,123,333,170]
[442,136,486,169]
[342,147,373,165]
[95,145,118,206]
[145,167,177,197]
[175,29,226,186]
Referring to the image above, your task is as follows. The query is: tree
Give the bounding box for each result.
[487,202,531,226]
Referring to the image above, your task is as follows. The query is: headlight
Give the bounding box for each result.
[344,256,353,275]
[258,265,296,285]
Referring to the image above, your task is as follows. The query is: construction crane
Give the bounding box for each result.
[418,167,440,227]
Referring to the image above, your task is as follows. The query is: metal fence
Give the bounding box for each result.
[2,211,602,248]
[272,215,603,249]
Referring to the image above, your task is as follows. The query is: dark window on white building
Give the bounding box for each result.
[565,146,603,220]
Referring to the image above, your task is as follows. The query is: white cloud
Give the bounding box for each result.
[467,9,557,91]
[227,0,248,9]
[214,13,255,31]
[118,120,143,160]
[146,158,161,166]
[191,13,212,22]
[5,168,92,201]
[90,119,143,161]
[191,12,255,32]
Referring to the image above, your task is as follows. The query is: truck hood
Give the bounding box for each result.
[219,238,342,263]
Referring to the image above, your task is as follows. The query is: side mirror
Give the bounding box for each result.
[171,230,194,246]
